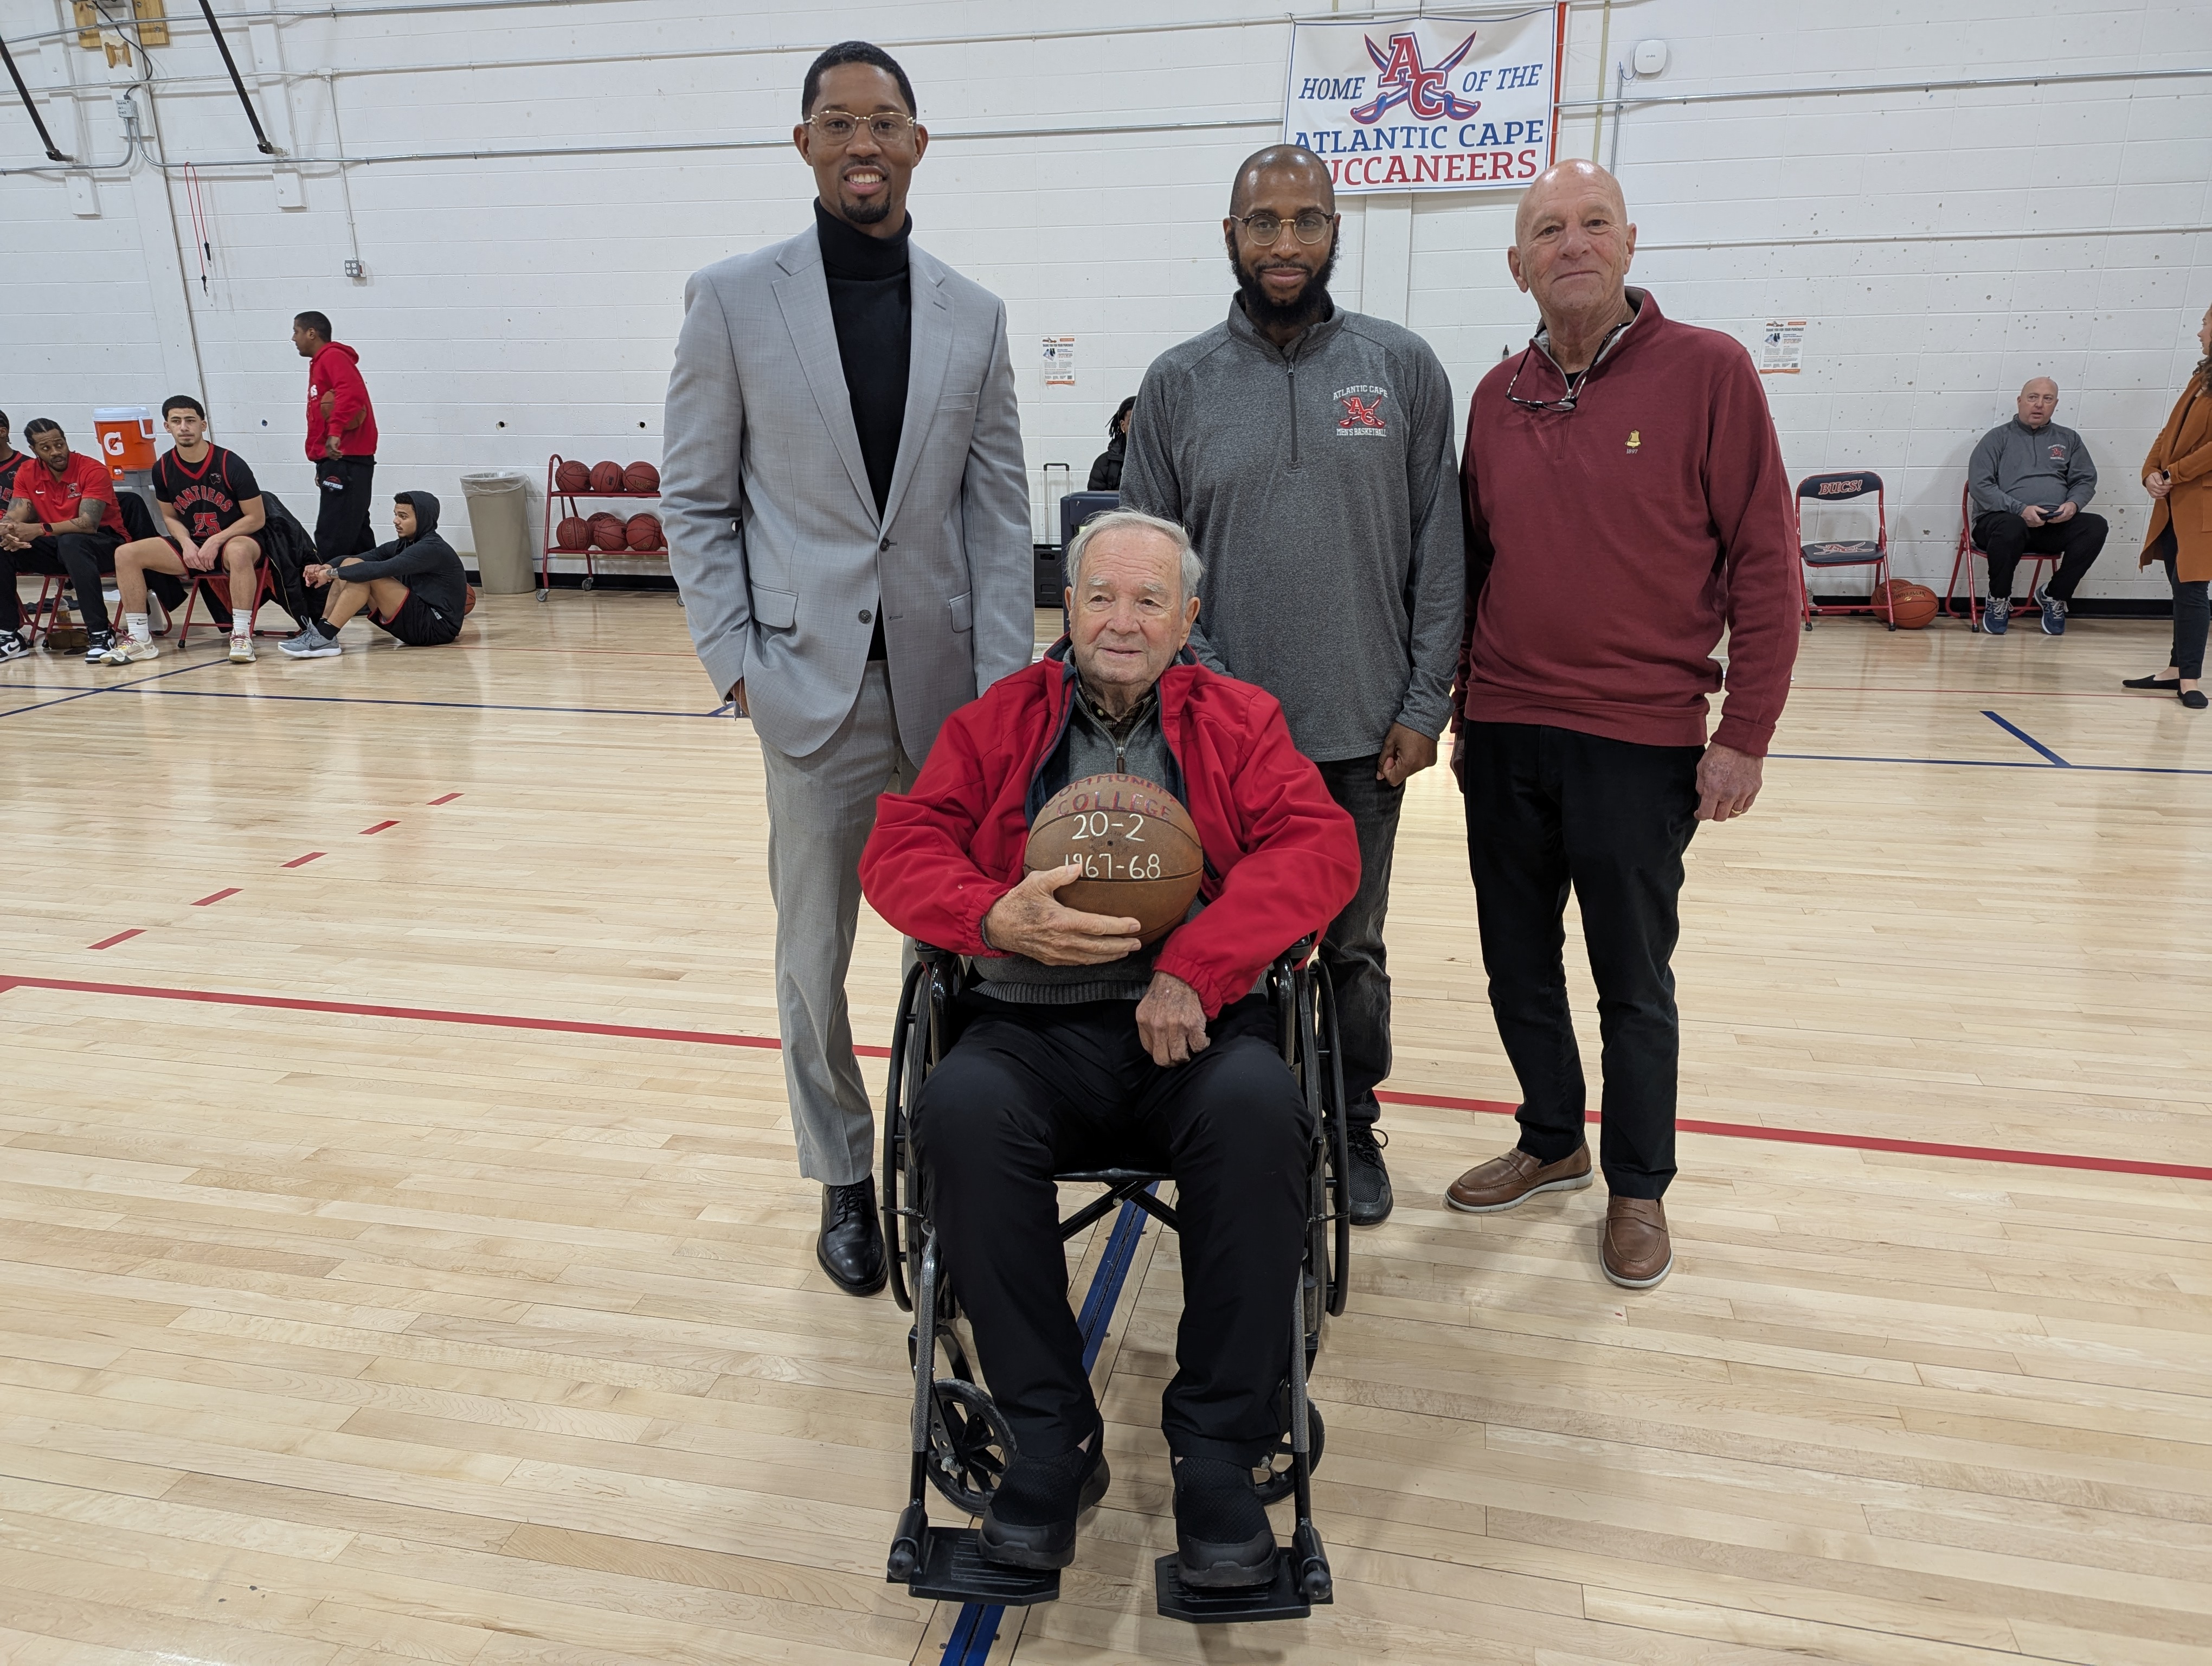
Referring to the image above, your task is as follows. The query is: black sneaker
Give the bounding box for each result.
[0,630,26,662]
[978,1437,1109,1570]
[82,630,117,664]
[1343,1122,1393,1226]
[1172,1455,1276,1589]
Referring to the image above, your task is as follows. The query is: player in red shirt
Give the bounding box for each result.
[105,396,270,665]
[293,310,380,568]
[0,419,129,663]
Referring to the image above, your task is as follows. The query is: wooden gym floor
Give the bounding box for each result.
[1,589,2208,1665]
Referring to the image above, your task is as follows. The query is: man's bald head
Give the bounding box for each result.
[1229,145,1334,216]
[2017,377,2060,429]
[1514,158,1626,246]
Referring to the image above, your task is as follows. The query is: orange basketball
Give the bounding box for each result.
[1875,579,1939,630]
[1024,773,1203,946]
[554,459,589,494]
[555,515,589,551]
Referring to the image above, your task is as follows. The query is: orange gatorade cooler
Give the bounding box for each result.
[93,406,157,478]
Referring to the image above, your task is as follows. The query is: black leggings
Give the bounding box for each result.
[2154,528,2208,679]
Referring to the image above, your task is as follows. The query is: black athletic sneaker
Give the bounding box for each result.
[1172,1455,1276,1589]
[82,630,116,664]
[0,630,26,663]
[977,1437,1109,1570]
[1344,1122,1393,1226]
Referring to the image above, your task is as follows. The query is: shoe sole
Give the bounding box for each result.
[1444,1169,1593,1215]
[281,647,342,659]
[1603,1251,1674,1290]
[1176,1527,1278,1590]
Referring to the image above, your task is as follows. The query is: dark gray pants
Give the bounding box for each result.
[1,531,120,635]
[1313,755,1404,1123]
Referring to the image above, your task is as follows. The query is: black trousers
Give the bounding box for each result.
[1462,722,1701,1200]
[2151,528,2208,678]
[1314,755,1404,1120]
[2,531,121,635]
[914,993,1311,1466]
[313,456,378,565]
[1973,510,2107,601]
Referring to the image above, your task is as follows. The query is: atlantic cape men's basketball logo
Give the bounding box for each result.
[1282,9,1563,195]
[1335,387,1390,437]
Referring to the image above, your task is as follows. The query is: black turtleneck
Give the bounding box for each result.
[816,201,910,662]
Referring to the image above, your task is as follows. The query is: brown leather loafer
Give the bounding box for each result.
[1602,1196,1672,1289]
[1445,1142,1593,1214]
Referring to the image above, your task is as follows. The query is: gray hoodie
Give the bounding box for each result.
[1120,299,1463,764]
[1969,418,2098,518]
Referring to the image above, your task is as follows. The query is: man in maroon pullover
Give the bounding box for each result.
[1445,161,1799,1289]
[293,311,380,567]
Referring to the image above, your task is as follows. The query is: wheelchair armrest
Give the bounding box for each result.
[1271,933,1318,974]
[912,942,963,971]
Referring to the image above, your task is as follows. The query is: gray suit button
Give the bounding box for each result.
[859,609,873,623]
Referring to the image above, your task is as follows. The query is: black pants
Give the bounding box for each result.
[2,531,121,635]
[1462,722,1701,1200]
[914,993,1310,1466]
[2151,528,2208,678]
[1973,510,2107,602]
[1314,755,1404,1120]
[313,456,378,565]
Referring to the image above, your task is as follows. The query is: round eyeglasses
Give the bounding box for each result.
[1229,210,1336,246]
[805,111,918,146]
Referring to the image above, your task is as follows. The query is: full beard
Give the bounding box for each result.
[1230,242,1339,334]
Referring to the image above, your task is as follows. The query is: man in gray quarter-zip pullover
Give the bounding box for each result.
[1966,377,2107,637]
[1121,144,1464,1227]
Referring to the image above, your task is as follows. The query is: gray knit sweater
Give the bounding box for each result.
[1120,298,1463,762]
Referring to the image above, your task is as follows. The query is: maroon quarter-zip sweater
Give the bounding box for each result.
[1456,289,1799,758]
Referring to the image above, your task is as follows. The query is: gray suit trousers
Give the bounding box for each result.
[761,663,916,1186]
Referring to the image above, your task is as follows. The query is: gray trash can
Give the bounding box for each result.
[460,471,535,594]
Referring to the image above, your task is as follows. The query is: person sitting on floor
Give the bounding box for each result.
[105,395,269,665]
[0,419,130,664]
[1967,376,2107,636]
[281,490,470,659]
[858,509,1360,1588]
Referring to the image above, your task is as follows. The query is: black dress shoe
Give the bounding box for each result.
[1343,1120,1394,1226]
[816,1178,886,1296]
[978,1439,1109,1569]
[1173,1456,1276,1588]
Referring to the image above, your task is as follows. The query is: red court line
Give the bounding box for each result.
[191,888,241,907]
[361,821,399,835]
[281,851,325,868]
[1,976,2203,1185]
[427,793,462,805]
[85,931,143,951]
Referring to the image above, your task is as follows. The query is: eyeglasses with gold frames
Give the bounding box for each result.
[803,110,919,146]
[1227,209,1338,246]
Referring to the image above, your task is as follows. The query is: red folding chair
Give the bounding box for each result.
[15,573,67,649]
[1945,484,2056,629]
[1796,471,1893,629]
[175,558,281,648]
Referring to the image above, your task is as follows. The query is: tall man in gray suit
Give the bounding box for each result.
[662,41,1034,1296]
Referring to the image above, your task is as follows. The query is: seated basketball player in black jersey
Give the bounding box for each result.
[282,490,470,658]
[107,396,268,665]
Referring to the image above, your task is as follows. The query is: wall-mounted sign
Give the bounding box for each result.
[1042,336,1077,387]
[1757,321,1806,375]
[1282,8,1564,195]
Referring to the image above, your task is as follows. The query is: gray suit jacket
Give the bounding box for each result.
[662,225,1033,762]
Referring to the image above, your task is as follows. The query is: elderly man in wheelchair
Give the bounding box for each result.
[859,509,1360,1606]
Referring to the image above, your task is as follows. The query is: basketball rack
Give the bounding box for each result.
[539,453,666,600]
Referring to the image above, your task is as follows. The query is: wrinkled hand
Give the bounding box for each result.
[982,861,1142,966]
[1136,971,1209,1067]
[2021,505,2047,528]
[2147,471,2173,501]
[2050,501,2077,524]
[1377,722,1438,786]
[1696,742,1765,823]
[728,678,748,716]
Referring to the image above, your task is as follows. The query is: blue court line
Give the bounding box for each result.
[1982,709,2070,766]
[113,687,726,720]
[1766,750,2212,778]
[941,1193,1152,1666]
[0,657,231,718]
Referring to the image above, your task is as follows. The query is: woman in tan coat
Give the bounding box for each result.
[2125,300,2212,709]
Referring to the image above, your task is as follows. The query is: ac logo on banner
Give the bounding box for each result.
[1283,7,1564,196]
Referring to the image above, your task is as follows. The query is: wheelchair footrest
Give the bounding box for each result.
[1154,1546,1327,1624]
[896,1526,1060,1606]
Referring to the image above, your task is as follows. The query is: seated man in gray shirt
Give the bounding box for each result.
[1967,377,2106,637]
[281,490,471,658]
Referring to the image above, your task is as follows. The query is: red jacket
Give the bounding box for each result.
[861,648,1361,1018]
[1457,289,1799,757]
[305,342,378,462]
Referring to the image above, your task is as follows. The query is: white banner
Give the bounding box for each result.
[1283,8,1564,195]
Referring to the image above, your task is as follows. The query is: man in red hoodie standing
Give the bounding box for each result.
[1445,161,1799,1290]
[293,311,380,566]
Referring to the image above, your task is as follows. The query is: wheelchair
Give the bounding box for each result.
[879,941,1350,1624]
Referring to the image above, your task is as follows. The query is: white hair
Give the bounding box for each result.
[1065,508,1204,603]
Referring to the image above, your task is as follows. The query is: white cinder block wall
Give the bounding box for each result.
[3,0,2208,595]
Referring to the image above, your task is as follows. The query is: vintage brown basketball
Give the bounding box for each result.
[1024,774,1203,945]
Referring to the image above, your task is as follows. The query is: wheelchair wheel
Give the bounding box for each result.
[1314,960,1352,1317]
[1252,1391,1324,1505]
[925,1377,1015,1515]
[883,961,927,1313]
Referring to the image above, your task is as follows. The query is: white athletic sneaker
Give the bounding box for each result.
[228,636,256,663]
[104,637,162,664]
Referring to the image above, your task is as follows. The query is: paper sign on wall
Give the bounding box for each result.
[1282,8,1564,195]
[1757,321,1806,375]
[1042,336,1077,386]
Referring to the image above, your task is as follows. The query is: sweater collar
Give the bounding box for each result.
[814,198,911,280]
[1225,292,1346,361]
